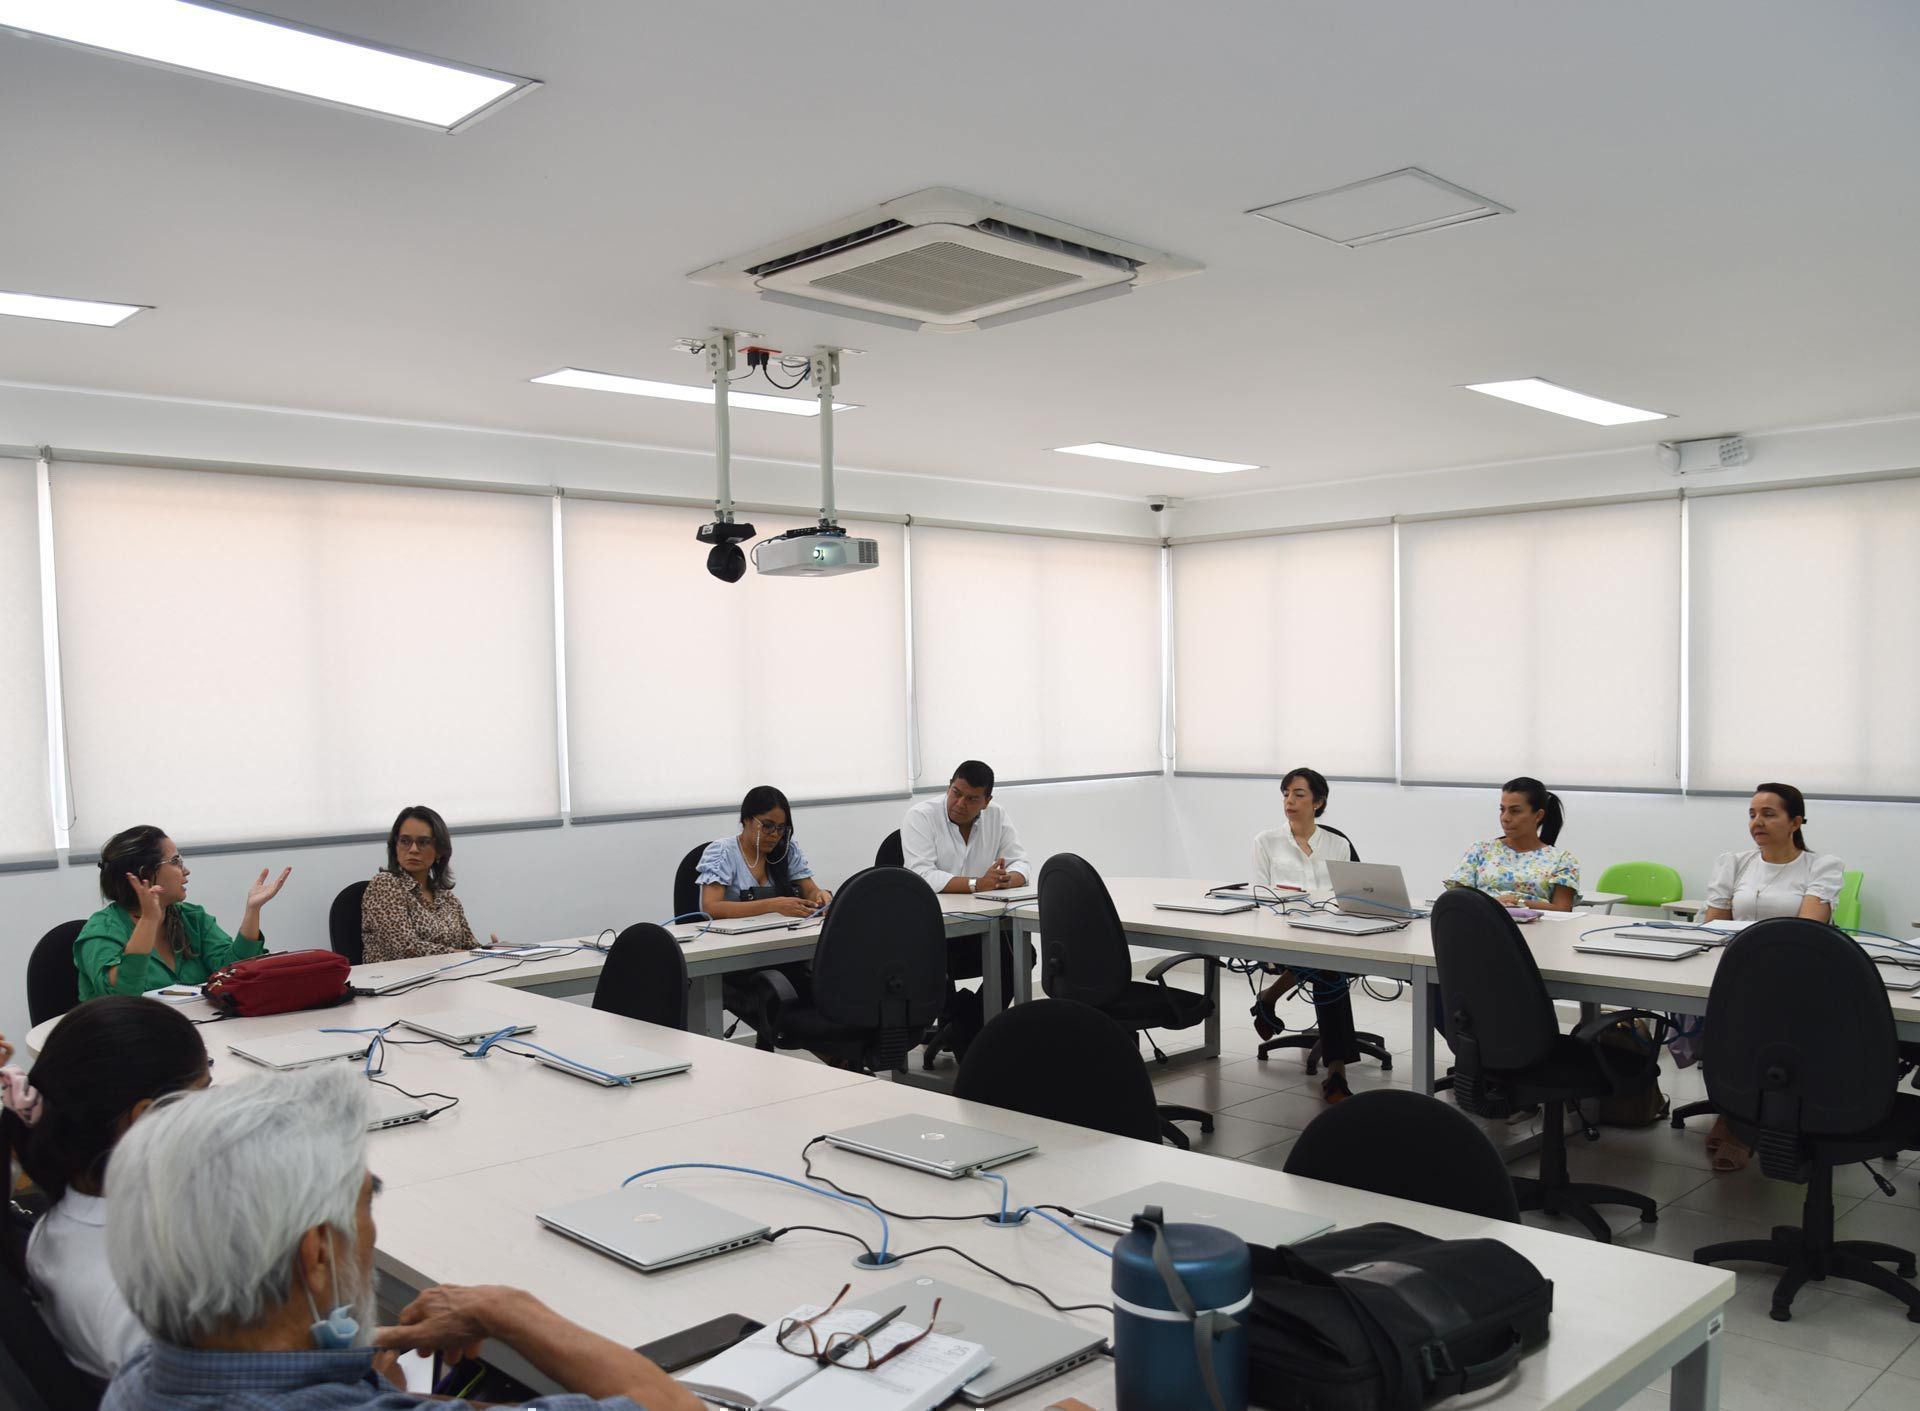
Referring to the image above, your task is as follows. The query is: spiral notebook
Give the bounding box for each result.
[680,1302,990,1411]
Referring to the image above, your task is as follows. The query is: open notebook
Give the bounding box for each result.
[680,1302,990,1411]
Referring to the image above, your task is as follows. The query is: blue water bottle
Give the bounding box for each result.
[1110,1206,1250,1411]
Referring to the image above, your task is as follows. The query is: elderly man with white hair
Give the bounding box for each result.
[102,1064,700,1411]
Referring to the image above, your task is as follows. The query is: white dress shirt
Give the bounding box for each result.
[1252,825,1354,893]
[1706,848,1845,921]
[900,795,1033,891]
[26,1191,147,1379]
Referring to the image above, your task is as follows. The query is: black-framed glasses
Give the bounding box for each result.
[775,1285,941,1370]
[396,836,436,852]
[753,819,791,838]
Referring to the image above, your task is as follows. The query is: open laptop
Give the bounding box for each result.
[396,1007,537,1045]
[537,1186,769,1272]
[705,912,819,936]
[1326,861,1428,922]
[1154,896,1258,915]
[531,1041,691,1087]
[1067,1182,1334,1247]
[227,1030,371,1071]
[365,1083,437,1131]
[861,1277,1107,1405]
[822,1114,1037,1178]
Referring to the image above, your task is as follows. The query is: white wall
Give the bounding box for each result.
[1169,776,1916,935]
[3,775,1171,1043]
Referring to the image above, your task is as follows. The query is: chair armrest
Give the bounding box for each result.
[1146,952,1216,983]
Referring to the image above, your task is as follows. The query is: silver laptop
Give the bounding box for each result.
[228,1030,371,1070]
[862,1277,1107,1405]
[365,1083,436,1131]
[1068,1181,1334,1247]
[396,1007,537,1045]
[822,1114,1037,1178]
[536,1185,769,1272]
[1326,861,1427,922]
[532,1041,691,1087]
[975,885,1038,903]
[1287,910,1407,937]
[705,912,817,936]
[1574,936,1709,962]
[1155,896,1257,916]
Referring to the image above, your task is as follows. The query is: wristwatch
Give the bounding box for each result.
[968,877,977,893]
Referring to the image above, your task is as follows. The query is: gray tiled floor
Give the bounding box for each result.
[1136,974,1920,1410]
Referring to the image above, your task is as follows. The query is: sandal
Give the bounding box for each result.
[1322,1072,1353,1104]
[1712,1134,1750,1173]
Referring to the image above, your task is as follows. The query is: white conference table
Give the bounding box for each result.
[1005,879,1920,1094]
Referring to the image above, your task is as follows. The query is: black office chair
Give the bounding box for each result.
[328,881,369,967]
[26,921,84,1027]
[874,830,904,867]
[1284,1088,1521,1222]
[1253,826,1393,1075]
[1690,919,1920,1322]
[1431,886,1663,1242]
[955,998,1162,1142]
[2,1205,107,1411]
[1037,852,1217,1149]
[672,842,707,920]
[592,923,690,1030]
[754,865,949,1073]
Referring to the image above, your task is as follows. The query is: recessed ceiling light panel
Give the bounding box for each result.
[0,0,537,131]
[0,288,147,326]
[532,368,855,417]
[1054,442,1258,474]
[1464,377,1669,426]
[1248,167,1509,248]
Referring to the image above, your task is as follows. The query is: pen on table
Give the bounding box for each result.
[822,1304,906,1364]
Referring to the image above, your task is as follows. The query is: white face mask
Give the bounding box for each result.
[303,1229,374,1351]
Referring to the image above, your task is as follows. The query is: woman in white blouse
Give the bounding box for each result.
[1250,768,1362,1103]
[1699,781,1845,1170]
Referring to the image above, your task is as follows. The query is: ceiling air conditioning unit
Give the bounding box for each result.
[688,187,1200,332]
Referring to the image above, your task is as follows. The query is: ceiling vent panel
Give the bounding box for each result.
[690,187,1199,331]
[1247,167,1510,248]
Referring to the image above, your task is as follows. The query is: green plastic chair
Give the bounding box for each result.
[1594,861,1684,908]
[1832,870,1863,932]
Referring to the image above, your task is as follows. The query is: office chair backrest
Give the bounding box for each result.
[593,923,690,1030]
[875,829,904,867]
[1703,917,1894,1139]
[328,881,369,967]
[1284,1089,1519,1222]
[1594,861,1683,908]
[1429,887,1558,1074]
[1036,853,1132,1007]
[955,999,1162,1141]
[1832,869,1864,932]
[26,920,84,1027]
[672,842,707,919]
[1318,825,1361,863]
[1,1209,107,1410]
[810,866,948,1035]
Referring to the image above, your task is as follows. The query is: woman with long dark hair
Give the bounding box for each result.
[75,825,290,1000]
[695,785,834,919]
[1,996,210,1377]
[1444,777,1579,911]
[361,805,499,963]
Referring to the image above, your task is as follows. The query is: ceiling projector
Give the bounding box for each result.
[754,525,879,577]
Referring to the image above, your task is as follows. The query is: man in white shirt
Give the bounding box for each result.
[901,760,1033,895]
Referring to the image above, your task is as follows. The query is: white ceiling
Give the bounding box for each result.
[2,1,1917,501]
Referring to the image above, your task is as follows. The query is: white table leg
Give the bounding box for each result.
[1669,1313,1724,1411]
[690,975,725,1038]
[1411,968,1436,1093]
[981,919,1006,1020]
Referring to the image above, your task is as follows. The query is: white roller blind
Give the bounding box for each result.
[1691,479,1920,796]
[1172,527,1395,777]
[52,464,559,845]
[1401,500,1681,788]
[0,458,53,862]
[563,501,907,812]
[911,527,1161,783]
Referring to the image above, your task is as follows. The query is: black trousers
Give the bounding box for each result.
[1306,973,1362,1065]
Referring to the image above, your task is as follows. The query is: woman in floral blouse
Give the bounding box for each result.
[1445,777,1579,910]
[360,805,496,963]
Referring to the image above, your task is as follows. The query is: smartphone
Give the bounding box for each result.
[635,1313,765,1372]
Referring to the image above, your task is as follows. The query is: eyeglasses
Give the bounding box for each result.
[753,819,791,838]
[158,854,186,869]
[396,836,436,852]
[775,1284,941,1370]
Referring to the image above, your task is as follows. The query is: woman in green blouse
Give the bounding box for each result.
[74,825,291,1000]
